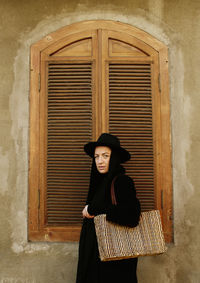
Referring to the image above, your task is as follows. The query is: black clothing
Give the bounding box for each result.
[76,152,141,283]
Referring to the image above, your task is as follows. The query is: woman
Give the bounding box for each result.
[76,133,141,283]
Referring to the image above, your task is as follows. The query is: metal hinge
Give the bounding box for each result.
[38,189,40,209]
[161,190,164,210]
[38,73,41,92]
[158,73,161,93]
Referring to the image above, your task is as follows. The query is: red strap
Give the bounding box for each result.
[111,176,117,205]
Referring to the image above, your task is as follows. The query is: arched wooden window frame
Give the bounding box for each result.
[29,20,173,243]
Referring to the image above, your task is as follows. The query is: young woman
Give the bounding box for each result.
[76,133,141,283]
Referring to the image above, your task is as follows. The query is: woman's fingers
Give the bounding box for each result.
[86,212,94,219]
[82,205,94,218]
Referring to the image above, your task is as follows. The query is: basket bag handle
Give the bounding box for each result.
[111,176,117,205]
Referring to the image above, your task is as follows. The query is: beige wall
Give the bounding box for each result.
[1,0,200,282]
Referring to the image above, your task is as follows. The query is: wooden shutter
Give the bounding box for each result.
[29,30,99,241]
[101,30,172,242]
[29,21,173,243]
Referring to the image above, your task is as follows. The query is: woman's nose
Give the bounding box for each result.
[98,156,103,163]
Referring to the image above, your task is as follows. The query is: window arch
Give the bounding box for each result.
[29,20,173,242]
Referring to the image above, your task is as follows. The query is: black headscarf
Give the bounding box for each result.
[86,148,125,215]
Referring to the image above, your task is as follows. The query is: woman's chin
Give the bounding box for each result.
[98,168,108,174]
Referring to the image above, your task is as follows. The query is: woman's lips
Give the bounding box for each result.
[98,166,105,170]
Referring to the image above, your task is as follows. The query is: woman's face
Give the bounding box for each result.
[94,146,111,174]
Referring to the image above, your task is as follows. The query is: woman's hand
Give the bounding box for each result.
[82,205,94,219]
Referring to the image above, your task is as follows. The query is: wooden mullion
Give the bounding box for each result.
[91,30,98,140]
[107,58,153,63]
[46,56,92,61]
[43,59,94,64]
[96,29,103,135]
[101,30,109,133]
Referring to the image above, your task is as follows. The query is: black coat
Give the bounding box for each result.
[76,174,141,283]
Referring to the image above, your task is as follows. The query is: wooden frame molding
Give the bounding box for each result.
[29,20,173,242]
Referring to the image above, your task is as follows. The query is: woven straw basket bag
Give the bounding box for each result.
[94,210,167,261]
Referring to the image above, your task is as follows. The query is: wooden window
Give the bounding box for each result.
[29,21,173,242]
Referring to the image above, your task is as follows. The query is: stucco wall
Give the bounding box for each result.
[1,0,200,282]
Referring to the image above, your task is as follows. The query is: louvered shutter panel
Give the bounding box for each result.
[46,62,92,225]
[109,63,154,211]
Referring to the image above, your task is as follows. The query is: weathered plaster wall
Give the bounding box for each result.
[0,0,200,282]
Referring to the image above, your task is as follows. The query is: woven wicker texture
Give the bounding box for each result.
[94,210,167,261]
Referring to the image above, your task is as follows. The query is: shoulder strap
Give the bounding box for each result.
[111,176,117,205]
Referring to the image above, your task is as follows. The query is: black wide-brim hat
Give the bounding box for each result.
[84,133,131,163]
